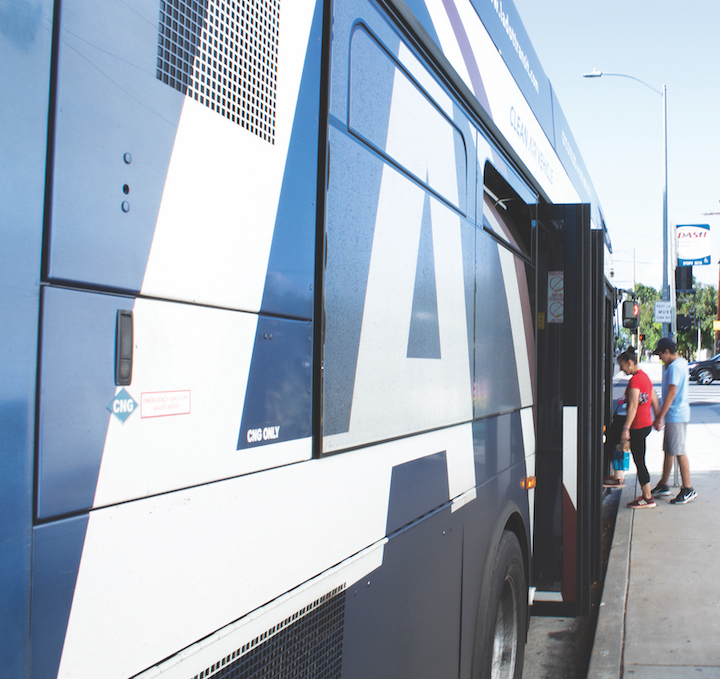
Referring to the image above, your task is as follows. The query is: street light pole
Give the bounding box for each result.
[662,85,675,339]
[583,71,673,338]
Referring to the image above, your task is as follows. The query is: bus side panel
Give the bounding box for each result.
[41,426,474,679]
[46,0,320,318]
[341,506,463,679]
[37,287,313,518]
[0,1,54,674]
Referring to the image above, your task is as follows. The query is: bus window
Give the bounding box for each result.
[349,26,467,213]
[482,162,533,259]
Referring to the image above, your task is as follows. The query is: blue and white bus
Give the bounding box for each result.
[1,0,615,677]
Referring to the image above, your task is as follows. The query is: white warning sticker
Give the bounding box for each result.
[141,390,192,418]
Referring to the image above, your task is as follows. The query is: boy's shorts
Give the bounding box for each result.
[663,422,687,457]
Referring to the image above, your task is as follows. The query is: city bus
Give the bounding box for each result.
[1,0,615,677]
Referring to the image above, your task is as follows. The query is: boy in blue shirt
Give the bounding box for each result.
[651,338,696,504]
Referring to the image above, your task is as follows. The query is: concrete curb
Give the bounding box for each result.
[586,475,637,679]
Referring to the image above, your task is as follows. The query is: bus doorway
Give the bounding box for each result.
[533,203,610,616]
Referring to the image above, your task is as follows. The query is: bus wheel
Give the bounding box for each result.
[480,531,527,679]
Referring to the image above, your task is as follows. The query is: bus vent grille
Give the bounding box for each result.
[191,584,346,679]
[157,0,279,144]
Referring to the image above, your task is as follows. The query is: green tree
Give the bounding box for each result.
[676,279,717,357]
[625,279,717,359]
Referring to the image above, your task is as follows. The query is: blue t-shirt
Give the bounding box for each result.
[662,356,690,423]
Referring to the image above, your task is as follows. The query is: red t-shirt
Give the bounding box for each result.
[626,370,653,429]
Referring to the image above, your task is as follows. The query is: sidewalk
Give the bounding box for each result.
[589,358,720,678]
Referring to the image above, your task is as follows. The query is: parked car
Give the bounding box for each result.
[688,353,720,385]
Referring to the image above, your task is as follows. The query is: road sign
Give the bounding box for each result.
[654,301,672,323]
[677,224,711,266]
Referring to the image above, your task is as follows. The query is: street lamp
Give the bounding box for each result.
[583,70,673,338]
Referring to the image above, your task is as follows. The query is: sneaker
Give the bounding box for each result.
[651,482,671,496]
[670,487,697,505]
[627,496,656,509]
[603,477,625,488]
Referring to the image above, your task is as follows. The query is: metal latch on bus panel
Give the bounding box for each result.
[115,309,133,386]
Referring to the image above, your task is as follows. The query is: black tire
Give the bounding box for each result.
[697,369,714,385]
[476,530,527,679]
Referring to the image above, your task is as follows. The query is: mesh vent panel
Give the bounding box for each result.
[192,585,346,679]
[157,0,279,143]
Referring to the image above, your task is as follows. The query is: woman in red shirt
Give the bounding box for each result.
[617,349,660,508]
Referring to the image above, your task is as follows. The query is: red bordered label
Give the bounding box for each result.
[141,390,192,418]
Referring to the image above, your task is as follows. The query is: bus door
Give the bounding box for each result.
[533,203,605,616]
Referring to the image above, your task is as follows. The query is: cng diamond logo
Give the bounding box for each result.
[107,388,138,423]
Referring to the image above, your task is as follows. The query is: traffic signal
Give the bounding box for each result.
[622,300,640,329]
[678,308,697,330]
[676,266,693,292]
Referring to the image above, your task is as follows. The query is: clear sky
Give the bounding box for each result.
[512,0,720,293]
